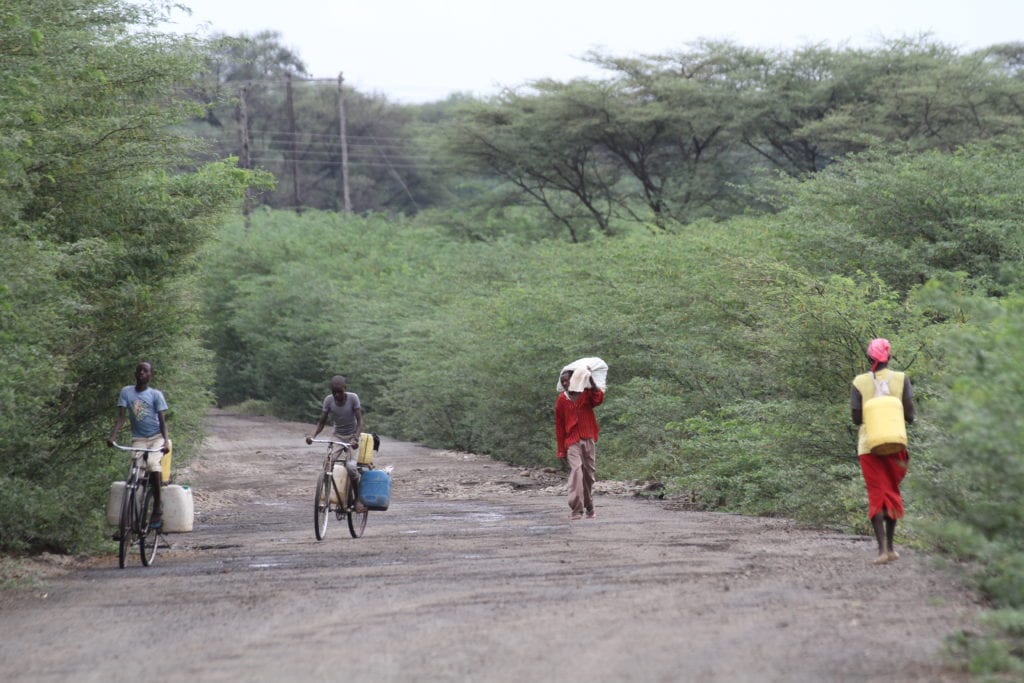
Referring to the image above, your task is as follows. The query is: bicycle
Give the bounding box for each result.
[309,438,371,540]
[110,442,165,568]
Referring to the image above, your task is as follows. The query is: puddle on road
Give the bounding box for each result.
[423,511,506,524]
[399,510,507,535]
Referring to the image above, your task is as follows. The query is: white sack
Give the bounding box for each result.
[557,357,608,391]
[568,367,591,392]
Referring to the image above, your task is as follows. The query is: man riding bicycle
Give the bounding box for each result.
[107,361,170,527]
[306,375,366,513]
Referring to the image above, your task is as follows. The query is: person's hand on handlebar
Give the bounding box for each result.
[305,436,313,445]
[106,438,115,448]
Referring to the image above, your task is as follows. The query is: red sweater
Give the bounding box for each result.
[555,388,605,458]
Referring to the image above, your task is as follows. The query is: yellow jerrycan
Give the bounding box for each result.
[863,395,907,455]
[358,432,376,466]
[159,439,173,484]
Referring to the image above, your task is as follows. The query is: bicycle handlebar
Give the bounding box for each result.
[109,442,165,453]
[309,438,353,449]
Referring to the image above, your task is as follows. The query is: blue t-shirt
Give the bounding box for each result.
[117,386,168,438]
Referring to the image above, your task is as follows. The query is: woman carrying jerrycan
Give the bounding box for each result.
[850,338,915,565]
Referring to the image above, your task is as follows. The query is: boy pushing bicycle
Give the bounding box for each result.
[306,375,366,513]
[107,361,170,528]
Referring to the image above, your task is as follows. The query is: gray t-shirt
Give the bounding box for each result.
[321,392,361,438]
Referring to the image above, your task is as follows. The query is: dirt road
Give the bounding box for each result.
[1,410,979,682]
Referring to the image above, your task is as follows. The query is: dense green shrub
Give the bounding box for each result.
[199,146,1024,531]
[198,141,1024,676]
[0,1,259,552]
[774,145,1024,297]
[913,295,1024,607]
[200,211,920,528]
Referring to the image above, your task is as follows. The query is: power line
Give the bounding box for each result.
[253,148,438,161]
[257,130,425,143]
[219,75,465,209]
[248,156,455,170]
[256,137,440,153]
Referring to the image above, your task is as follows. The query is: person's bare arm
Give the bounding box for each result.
[352,407,364,447]
[157,411,170,452]
[107,406,127,446]
[306,412,329,444]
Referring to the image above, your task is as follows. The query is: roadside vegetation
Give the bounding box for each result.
[0,1,266,554]
[2,0,1022,674]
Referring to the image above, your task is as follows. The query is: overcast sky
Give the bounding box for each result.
[165,0,1024,102]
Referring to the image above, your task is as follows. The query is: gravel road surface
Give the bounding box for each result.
[0,410,980,682]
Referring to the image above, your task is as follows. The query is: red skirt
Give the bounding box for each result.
[859,450,909,519]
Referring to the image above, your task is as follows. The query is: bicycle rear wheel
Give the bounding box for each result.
[314,474,330,540]
[139,486,159,566]
[118,484,135,569]
[347,485,368,538]
[347,509,368,538]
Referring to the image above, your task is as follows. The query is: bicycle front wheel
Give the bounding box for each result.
[314,474,330,540]
[140,486,159,566]
[118,484,135,569]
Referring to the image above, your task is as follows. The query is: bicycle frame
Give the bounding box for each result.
[110,442,164,568]
[311,438,356,507]
[310,438,369,540]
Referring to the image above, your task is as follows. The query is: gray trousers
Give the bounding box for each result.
[566,439,596,514]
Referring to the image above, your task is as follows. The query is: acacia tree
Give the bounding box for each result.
[731,44,855,174]
[584,43,755,224]
[442,66,748,236]
[441,39,1024,238]
[853,39,1024,149]
[736,38,1024,174]
[0,0,260,552]
[444,88,620,241]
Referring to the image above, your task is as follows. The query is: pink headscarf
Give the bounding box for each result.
[867,338,890,372]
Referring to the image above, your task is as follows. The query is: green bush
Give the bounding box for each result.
[0,1,260,552]
[196,145,1024,662]
[775,144,1024,296]
[914,295,1024,608]
[199,210,916,533]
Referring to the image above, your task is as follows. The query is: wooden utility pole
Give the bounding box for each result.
[285,73,301,213]
[337,73,352,213]
[237,84,253,231]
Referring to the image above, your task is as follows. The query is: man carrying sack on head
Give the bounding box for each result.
[555,358,607,521]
